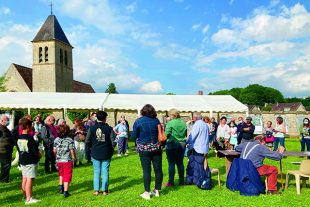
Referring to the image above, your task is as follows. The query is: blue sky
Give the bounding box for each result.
[0,0,309,96]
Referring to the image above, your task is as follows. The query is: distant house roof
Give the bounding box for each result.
[13,63,33,91]
[12,64,94,93]
[271,102,305,112]
[73,80,95,93]
[32,15,72,47]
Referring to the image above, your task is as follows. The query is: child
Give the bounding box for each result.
[113,118,128,157]
[17,117,41,204]
[54,124,76,198]
[229,122,238,150]
[263,121,274,148]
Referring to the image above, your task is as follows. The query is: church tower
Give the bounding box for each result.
[32,14,73,92]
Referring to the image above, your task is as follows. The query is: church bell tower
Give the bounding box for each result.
[32,14,73,92]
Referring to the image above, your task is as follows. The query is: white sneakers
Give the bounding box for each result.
[140,192,150,200]
[140,190,159,200]
[25,197,40,205]
[150,190,159,197]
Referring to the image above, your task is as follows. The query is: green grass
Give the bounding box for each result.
[1,139,309,207]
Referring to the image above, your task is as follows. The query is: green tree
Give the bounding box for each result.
[67,112,88,123]
[0,75,6,92]
[105,83,118,94]
[209,88,242,100]
[239,84,284,106]
[166,92,176,95]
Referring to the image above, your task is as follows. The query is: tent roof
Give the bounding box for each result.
[103,94,247,112]
[0,92,248,113]
[0,92,108,110]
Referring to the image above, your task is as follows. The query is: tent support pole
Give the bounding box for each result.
[114,110,118,126]
[63,108,67,119]
[27,108,31,115]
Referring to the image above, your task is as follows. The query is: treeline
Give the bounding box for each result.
[208,84,310,108]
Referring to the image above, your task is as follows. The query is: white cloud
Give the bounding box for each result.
[0,23,36,74]
[126,2,137,13]
[130,31,161,47]
[191,23,201,31]
[139,81,163,93]
[54,0,134,35]
[154,43,197,61]
[202,24,209,35]
[199,55,310,96]
[0,7,11,15]
[212,3,310,47]
[269,0,280,8]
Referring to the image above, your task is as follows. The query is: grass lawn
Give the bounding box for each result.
[1,138,309,207]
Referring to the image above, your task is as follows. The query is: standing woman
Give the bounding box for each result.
[215,117,230,150]
[300,118,310,152]
[131,104,163,200]
[273,117,286,151]
[71,119,86,166]
[164,109,187,187]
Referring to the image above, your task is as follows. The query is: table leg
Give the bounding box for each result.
[280,159,284,190]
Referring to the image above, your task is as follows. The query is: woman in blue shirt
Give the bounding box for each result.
[131,104,163,200]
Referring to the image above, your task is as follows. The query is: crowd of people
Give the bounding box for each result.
[0,105,309,203]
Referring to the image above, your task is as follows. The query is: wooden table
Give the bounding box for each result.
[217,150,240,176]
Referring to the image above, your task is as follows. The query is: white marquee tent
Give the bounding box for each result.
[0,92,248,115]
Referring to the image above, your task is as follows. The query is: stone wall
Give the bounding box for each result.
[4,64,31,92]
[40,110,309,137]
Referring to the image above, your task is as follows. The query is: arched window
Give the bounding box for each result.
[64,51,68,65]
[39,47,43,63]
[60,49,63,63]
[44,46,48,62]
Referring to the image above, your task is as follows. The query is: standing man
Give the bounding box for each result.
[237,117,244,144]
[85,112,97,165]
[240,117,255,143]
[85,111,116,196]
[0,115,15,183]
[186,112,210,188]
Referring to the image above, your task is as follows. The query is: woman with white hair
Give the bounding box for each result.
[164,108,187,187]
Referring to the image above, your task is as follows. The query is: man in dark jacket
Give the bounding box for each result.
[85,111,116,196]
[236,135,284,194]
[240,117,255,143]
[0,115,15,183]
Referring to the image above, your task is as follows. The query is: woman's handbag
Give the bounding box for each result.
[157,124,167,143]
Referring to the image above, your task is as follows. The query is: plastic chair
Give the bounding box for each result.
[211,168,221,186]
[285,160,310,194]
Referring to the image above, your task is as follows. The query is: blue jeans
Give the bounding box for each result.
[302,138,310,152]
[92,158,111,192]
[273,137,285,151]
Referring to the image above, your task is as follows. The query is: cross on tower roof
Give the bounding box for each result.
[50,1,53,15]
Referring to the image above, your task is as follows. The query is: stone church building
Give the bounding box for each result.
[4,14,94,93]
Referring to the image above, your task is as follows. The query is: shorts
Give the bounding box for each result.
[57,162,73,182]
[21,164,38,178]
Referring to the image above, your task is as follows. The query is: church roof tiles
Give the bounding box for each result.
[32,15,72,47]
